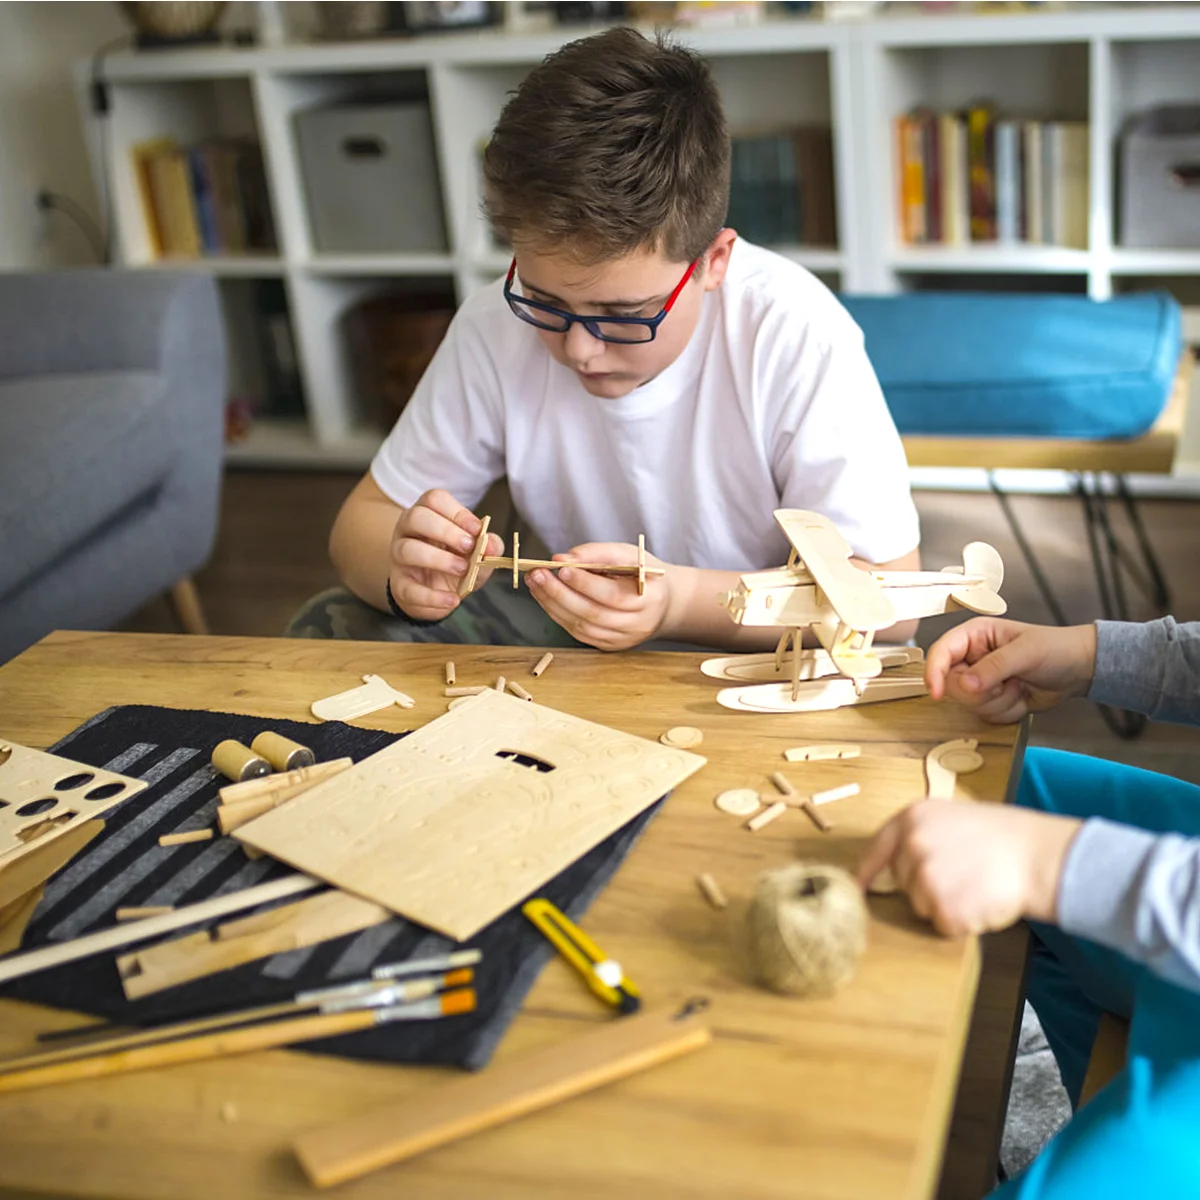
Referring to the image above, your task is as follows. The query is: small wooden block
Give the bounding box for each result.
[531,652,554,678]
[115,906,173,922]
[311,674,415,721]
[444,661,455,686]
[158,829,214,847]
[506,681,533,702]
[746,801,788,832]
[660,726,703,750]
[697,872,727,910]
[811,783,860,806]
[784,744,861,762]
[715,789,761,817]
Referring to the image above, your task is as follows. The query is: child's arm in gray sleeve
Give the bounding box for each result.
[1088,617,1200,727]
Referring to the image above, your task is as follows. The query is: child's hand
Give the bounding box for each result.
[926,618,1098,723]
[857,799,1081,936]
[387,489,502,621]
[526,542,672,651]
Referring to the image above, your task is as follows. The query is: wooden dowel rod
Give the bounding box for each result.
[159,830,213,847]
[218,759,351,807]
[480,557,664,576]
[0,874,320,986]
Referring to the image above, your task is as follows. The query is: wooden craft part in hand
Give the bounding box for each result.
[720,508,1004,697]
[311,674,415,721]
[457,516,491,598]
[236,690,707,942]
[0,740,146,867]
[924,739,984,800]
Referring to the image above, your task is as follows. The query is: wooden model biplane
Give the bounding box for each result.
[718,509,1006,700]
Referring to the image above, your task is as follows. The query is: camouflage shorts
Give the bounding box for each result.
[284,578,586,648]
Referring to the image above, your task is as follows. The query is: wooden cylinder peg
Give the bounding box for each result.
[250,732,316,773]
[211,740,271,783]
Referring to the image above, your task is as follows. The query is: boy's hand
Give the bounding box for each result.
[387,489,502,621]
[857,799,1082,935]
[526,542,672,651]
[926,618,1098,723]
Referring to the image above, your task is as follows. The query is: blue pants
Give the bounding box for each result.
[995,747,1200,1199]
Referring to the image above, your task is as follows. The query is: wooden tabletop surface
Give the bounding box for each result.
[0,632,1024,1200]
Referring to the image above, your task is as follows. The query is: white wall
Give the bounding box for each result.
[0,2,126,270]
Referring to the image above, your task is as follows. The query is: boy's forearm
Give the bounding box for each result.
[329,495,403,613]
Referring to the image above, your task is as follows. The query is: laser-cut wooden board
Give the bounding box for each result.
[0,740,146,866]
[236,691,708,941]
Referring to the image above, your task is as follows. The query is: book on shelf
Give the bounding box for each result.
[894,105,1088,251]
[726,126,836,251]
[130,137,276,261]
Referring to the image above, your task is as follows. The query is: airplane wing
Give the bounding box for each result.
[774,509,896,631]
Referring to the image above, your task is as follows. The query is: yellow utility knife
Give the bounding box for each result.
[522,898,641,1014]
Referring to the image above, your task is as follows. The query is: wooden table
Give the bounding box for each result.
[0,632,1025,1200]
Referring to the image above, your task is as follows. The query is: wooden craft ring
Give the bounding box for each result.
[715,788,760,817]
[211,740,272,783]
[251,732,315,773]
[661,726,703,749]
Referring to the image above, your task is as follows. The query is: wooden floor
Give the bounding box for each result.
[117,470,1199,1197]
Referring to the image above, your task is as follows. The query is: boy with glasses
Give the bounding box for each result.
[289,26,921,650]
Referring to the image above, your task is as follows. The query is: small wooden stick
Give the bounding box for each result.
[531,652,553,678]
[457,516,491,598]
[512,532,520,590]
[800,801,832,833]
[637,533,646,596]
[746,801,787,832]
[115,906,173,922]
[696,873,727,909]
[494,675,506,693]
[159,830,213,847]
[444,686,487,698]
[506,680,533,702]
[784,744,861,763]
[811,783,860,806]
[444,661,455,686]
[770,771,796,797]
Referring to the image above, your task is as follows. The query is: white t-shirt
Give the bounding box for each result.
[371,240,919,570]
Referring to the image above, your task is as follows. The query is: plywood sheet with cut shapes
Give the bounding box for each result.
[236,690,707,941]
[0,740,146,867]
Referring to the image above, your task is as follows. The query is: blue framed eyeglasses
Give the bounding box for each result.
[503,256,699,345]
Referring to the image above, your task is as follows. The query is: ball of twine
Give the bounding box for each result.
[747,863,868,997]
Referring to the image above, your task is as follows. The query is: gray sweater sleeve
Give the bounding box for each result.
[1055,618,1200,990]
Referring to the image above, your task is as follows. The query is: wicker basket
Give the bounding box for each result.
[119,2,226,41]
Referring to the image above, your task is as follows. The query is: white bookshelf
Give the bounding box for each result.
[78,5,1200,469]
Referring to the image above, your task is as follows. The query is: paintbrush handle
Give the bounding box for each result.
[0,1008,375,1094]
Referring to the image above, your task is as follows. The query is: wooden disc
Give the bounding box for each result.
[660,726,703,749]
[938,747,984,775]
[715,789,761,817]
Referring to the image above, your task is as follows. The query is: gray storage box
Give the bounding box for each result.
[295,102,448,253]
[1119,106,1200,249]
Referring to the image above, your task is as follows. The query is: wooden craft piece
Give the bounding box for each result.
[249,732,315,773]
[117,889,392,1000]
[115,906,173,922]
[660,726,703,749]
[784,745,861,762]
[770,771,796,797]
[746,802,787,832]
[506,681,533,702]
[311,674,415,721]
[697,873,727,909]
[531,652,553,678]
[700,647,921,683]
[293,1003,712,1188]
[715,789,760,817]
[0,818,103,912]
[218,760,356,835]
[925,739,984,800]
[236,690,707,942]
[512,531,520,590]
[494,675,507,693]
[867,867,899,896]
[0,874,320,986]
[218,759,353,808]
[444,686,487,698]
[211,739,271,783]
[447,696,477,712]
[799,802,832,833]
[444,661,455,686]
[457,516,491,598]
[717,674,929,714]
[811,783,860,806]
[0,740,145,867]
[158,829,213,847]
[637,533,646,596]
[0,885,44,955]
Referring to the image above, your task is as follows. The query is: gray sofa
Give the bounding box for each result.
[0,269,226,663]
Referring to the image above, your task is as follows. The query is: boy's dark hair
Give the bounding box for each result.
[483,27,730,265]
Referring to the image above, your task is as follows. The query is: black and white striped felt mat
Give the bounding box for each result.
[2,705,660,1070]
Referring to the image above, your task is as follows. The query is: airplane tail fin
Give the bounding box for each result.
[949,542,1006,615]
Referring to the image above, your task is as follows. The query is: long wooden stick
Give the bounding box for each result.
[480,556,664,577]
[0,874,320,986]
[294,1005,711,1188]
